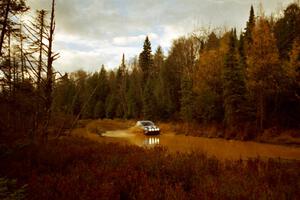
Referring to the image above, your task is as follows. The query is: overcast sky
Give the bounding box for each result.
[27,0,295,72]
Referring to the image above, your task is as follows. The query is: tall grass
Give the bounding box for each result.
[0,137,299,200]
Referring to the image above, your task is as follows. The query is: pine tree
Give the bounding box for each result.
[274,3,300,59]
[92,65,109,118]
[244,5,255,46]
[180,76,194,122]
[158,59,175,119]
[97,65,109,102]
[223,30,247,128]
[115,54,128,118]
[206,32,219,50]
[52,73,76,114]
[138,37,158,119]
[105,71,117,119]
[142,79,157,119]
[238,33,246,67]
[152,46,165,117]
[153,46,164,76]
[139,36,152,83]
[126,62,143,118]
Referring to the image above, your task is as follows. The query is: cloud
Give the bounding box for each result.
[53,33,141,72]
[26,0,295,72]
[159,25,187,49]
[112,33,158,46]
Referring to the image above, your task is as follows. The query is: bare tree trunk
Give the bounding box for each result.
[8,29,12,92]
[42,0,55,143]
[20,25,25,82]
[33,11,46,143]
[257,90,265,132]
[37,10,46,88]
[0,0,10,56]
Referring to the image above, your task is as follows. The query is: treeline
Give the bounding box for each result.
[53,3,300,138]
[0,0,57,142]
[1,2,300,141]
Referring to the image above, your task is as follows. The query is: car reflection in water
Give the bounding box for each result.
[144,136,160,146]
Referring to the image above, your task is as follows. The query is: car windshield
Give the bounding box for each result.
[141,121,154,126]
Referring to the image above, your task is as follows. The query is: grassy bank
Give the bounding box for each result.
[73,119,300,147]
[157,121,300,147]
[0,136,299,200]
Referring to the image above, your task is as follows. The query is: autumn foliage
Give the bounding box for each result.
[48,3,300,141]
[0,137,299,200]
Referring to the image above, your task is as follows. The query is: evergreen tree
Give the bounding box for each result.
[115,54,128,118]
[98,65,109,103]
[223,30,247,128]
[274,3,300,59]
[120,53,126,76]
[206,32,219,50]
[52,73,76,114]
[138,37,158,119]
[105,71,118,119]
[94,100,105,119]
[139,36,152,83]
[238,33,246,67]
[244,5,255,46]
[82,72,99,118]
[153,46,165,117]
[94,65,109,119]
[180,76,194,122]
[153,46,164,76]
[142,79,157,119]
[159,60,175,119]
[126,62,143,119]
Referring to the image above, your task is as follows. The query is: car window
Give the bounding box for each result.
[141,121,154,126]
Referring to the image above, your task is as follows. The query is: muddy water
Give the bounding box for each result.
[101,130,300,161]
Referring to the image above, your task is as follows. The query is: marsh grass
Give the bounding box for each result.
[0,136,299,200]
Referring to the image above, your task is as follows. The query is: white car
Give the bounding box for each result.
[136,120,160,135]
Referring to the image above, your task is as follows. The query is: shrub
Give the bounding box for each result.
[0,137,299,199]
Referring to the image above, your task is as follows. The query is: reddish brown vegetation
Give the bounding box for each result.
[0,137,299,200]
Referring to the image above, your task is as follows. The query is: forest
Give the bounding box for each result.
[1,1,300,199]
[0,1,300,142]
[51,4,300,139]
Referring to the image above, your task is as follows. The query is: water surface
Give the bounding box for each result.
[101,130,300,161]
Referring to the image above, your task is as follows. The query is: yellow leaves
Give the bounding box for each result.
[194,49,224,93]
[219,32,231,54]
[288,39,300,82]
[246,17,281,93]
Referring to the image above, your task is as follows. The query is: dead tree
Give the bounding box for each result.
[0,0,28,56]
[42,0,58,142]
[37,10,46,88]
[0,0,11,56]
